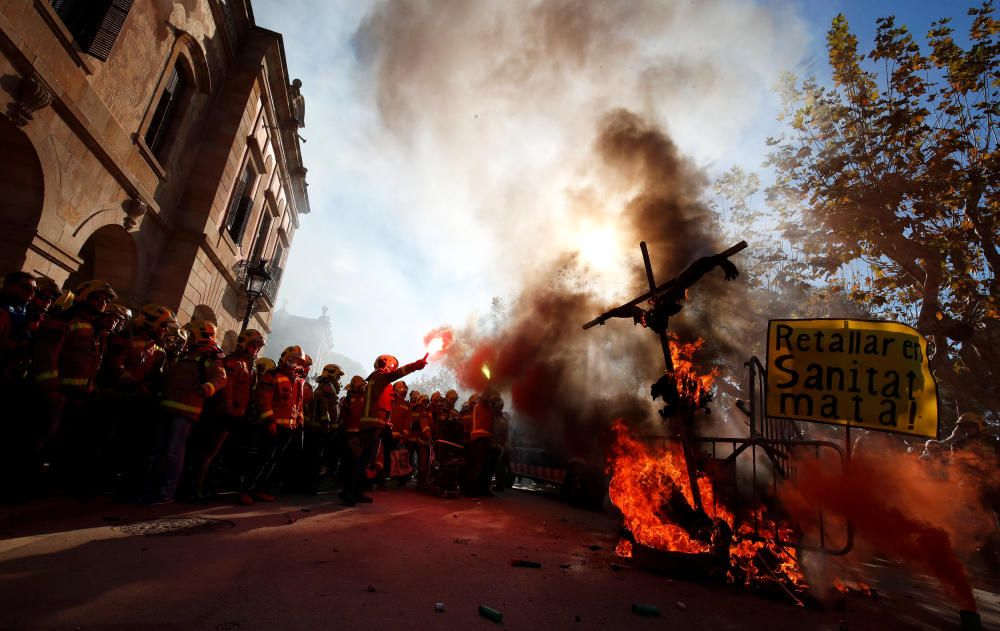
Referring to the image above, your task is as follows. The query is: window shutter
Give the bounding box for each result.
[85,0,133,61]
[226,169,251,232]
[145,66,185,157]
[231,197,253,245]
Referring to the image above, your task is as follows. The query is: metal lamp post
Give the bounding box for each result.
[240,258,271,333]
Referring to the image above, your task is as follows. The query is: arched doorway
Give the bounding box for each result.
[0,116,45,273]
[65,224,138,306]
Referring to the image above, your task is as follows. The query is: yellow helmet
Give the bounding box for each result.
[374,354,399,373]
[73,280,117,308]
[348,375,366,393]
[255,357,276,373]
[393,381,408,398]
[319,364,345,382]
[136,304,176,334]
[53,289,75,311]
[237,329,265,352]
[188,320,218,349]
[279,345,305,369]
[304,354,313,368]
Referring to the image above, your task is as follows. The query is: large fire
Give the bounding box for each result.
[608,334,807,597]
[609,423,808,595]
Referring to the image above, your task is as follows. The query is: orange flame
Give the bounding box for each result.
[668,334,719,406]
[608,425,807,594]
[615,539,634,558]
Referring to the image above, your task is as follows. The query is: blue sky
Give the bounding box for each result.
[252,0,975,368]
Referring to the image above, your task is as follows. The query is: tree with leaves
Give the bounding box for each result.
[766,3,1000,423]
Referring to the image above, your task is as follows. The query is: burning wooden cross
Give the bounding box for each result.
[583,240,748,512]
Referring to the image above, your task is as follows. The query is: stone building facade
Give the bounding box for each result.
[0,0,309,347]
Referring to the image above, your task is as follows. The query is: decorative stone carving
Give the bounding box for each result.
[123,198,148,230]
[289,78,305,128]
[11,72,53,127]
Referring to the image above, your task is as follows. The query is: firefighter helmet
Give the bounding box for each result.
[237,329,265,352]
[416,394,430,407]
[374,354,399,373]
[409,389,421,403]
[393,381,408,398]
[188,320,218,349]
[53,289,75,312]
[108,303,133,321]
[348,375,366,393]
[279,345,305,369]
[73,280,117,308]
[445,389,458,405]
[255,357,276,373]
[136,304,176,334]
[33,277,61,299]
[320,364,345,382]
[467,393,481,407]
[430,391,443,404]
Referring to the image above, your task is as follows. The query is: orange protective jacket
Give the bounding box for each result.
[389,397,409,440]
[211,351,255,418]
[471,402,495,440]
[160,348,227,420]
[255,367,301,428]
[341,392,365,433]
[102,329,166,393]
[30,308,103,394]
[361,362,423,430]
[416,407,433,446]
[299,380,313,425]
[458,405,474,443]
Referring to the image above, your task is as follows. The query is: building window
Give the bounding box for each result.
[144,62,186,160]
[225,165,256,245]
[50,0,133,61]
[250,214,273,264]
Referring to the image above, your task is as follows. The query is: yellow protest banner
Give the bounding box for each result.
[765,319,939,438]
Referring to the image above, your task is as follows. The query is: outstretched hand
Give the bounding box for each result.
[717,257,739,281]
[415,353,429,370]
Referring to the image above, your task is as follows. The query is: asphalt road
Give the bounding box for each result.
[0,488,997,630]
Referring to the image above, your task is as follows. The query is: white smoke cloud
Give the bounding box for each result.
[256,0,808,366]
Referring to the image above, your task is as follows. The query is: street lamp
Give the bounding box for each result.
[241,258,272,333]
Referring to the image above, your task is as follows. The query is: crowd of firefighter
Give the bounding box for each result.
[0,272,511,506]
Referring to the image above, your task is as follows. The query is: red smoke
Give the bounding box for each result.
[779,450,995,611]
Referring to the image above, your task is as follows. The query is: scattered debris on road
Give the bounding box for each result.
[631,603,660,616]
[479,604,503,623]
[511,559,542,568]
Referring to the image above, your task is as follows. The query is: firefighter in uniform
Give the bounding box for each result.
[347,354,426,505]
[145,320,226,504]
[458,393,480,446]
[29,280,117,491]
[249,345,305,500]
[303,363,344,492]
[465,390,503,497]
[192,328,264,501]
[387,380,410,484]
[413,393,433,489]
[337,375,367,503]
[105,304,174,495]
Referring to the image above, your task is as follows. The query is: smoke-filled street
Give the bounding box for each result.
[0,490,996,631]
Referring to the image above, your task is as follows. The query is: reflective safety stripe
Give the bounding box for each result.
[162,400,202,414]
[274,417,294,426]
[360,416,386,428]
[203,382,216,397]
[68,322,93,332]
[33,371,58,383]
[260,410,274,420]
[471,429,492,440]
[275,375,290,383]
[60,377,89,386]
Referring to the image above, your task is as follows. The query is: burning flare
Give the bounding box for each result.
[426,337,444,355]
[481,363,492,380]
